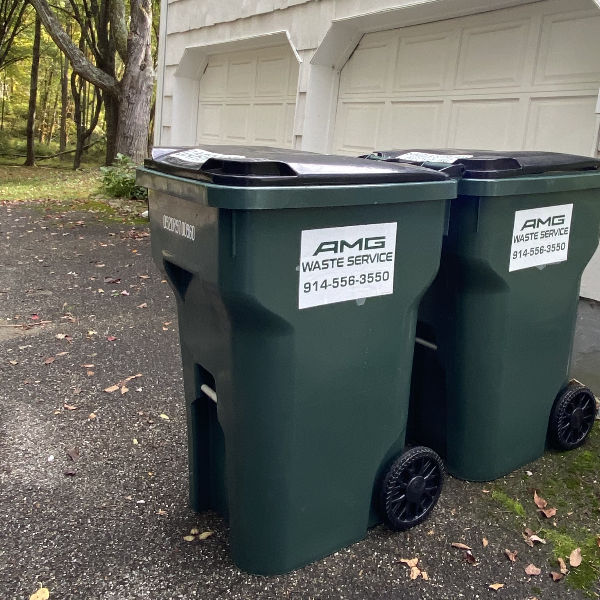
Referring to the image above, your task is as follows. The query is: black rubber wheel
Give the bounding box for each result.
[380,446,444,531]
[548,381,596,451]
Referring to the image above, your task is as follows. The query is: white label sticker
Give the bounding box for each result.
[298,223,397,309]
[509,204,573,272]
[395,152,473,164]
[162,213,196,241]
[166,148,246,165]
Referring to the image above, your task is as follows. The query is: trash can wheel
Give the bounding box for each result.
[380,446,444,531]
[548,381,596,451]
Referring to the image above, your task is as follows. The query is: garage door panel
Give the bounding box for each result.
[222,104,251,142]
[334,102,384,153]
[339,35,394,94]
[196,104,222,141]
[227,59,256,97]
[393,33,455,92]
[448,99,521,149]
[256,55,290,97]
[387,101,445,148]
[525,95,598,154]
[252,103,285,144]
[200,62,227,98]
[455,21,530,89]
[535,11,600,85]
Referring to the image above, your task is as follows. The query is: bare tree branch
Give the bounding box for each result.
[29,0,118,94]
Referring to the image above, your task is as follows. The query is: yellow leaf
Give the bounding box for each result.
[190,528,199,535]
[482,537,489,548]
[159,413,170,420]
[183,535,195,542]
[409,566,421,580]
[30,589,50,600]
[398,557,419,568]
[198,531,214,540]
[489,583,504,591]
[104,385,119,393]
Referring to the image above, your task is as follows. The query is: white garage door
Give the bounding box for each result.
[196,45,298,147]
[333,0,600,300]
[333,0,600,157]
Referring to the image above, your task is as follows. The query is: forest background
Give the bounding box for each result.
[1,0,158,182]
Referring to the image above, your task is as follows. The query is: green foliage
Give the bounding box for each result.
[100,153,147,199]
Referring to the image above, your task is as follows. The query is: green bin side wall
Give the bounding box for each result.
[411,187,600,482]
[148,185,448,574]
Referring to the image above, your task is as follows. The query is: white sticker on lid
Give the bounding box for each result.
[167,148,246,165]
[395,152,473,164]
[298,223,397,309]
[509,204,573,272]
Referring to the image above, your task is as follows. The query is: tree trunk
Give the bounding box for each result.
[47,87,58,143]
[104,93,118,165]
[24,15,41,167]
[114,0,154,163]
[59,29,69,155]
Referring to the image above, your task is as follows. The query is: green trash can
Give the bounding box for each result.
[364,150,600,481]
[136,146,456,574]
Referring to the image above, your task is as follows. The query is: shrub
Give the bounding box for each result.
[100,153,147,199]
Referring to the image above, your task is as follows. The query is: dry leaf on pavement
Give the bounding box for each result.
[104,385,119,393]
[525,564,541,576]
[398,558,419,568]
[183,535,195,542]
[482,538,489,548]
[451,542,472,550]
[504,549,518,562]
[489,583,504,591]
[538,507,557,518]
[198,531,214,540]
[29,588,50,600]
[550,571,564,582]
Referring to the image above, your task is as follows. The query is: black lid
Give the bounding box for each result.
[143,145,449,186]
[364,149,600,179]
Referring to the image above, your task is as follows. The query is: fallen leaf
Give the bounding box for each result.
[120,386,129,395]
[525,564,541,576]
[533,490,547,509]
[87,371,94,377]
[538,507,557,518]
[489,583,504,591]
[529,535,546,545]
[138,274,150,279]
[482,538,489,548]
[55,333,67,339]
[56,352,68,356]
[597,536,600,548]
[106,336,117,342]
[104,385,119,393]
[558,557,568,574]
[569,547,582,567]
[463,550,477,565]
[550,572,564,582]
[504,549,518,562]
[137,303,147,308]
[29,588,50,600]
[103,277,121,284]
[88,413,97,420]
[157,509,167,516]
[409,566,420,580]
[9,360,17,365]
[81,364,94,368]
[121,290,130,296]
[63,469,77,477]
[398,558,419,568]
[44,357,55,365]
[183,535,195,542]
[133,439,139,445]
[159,413,170,420]
[451,542,472,550]
[190,528,200,535]
[30,314,40,321]
[63,404,77,411]
[87,330,97,336]
[66,447,80,462]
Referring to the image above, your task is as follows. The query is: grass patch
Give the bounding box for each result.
[491,490,526,517]
[488,425,600,597]
[0,165,102,202]
[0,164,148,226]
